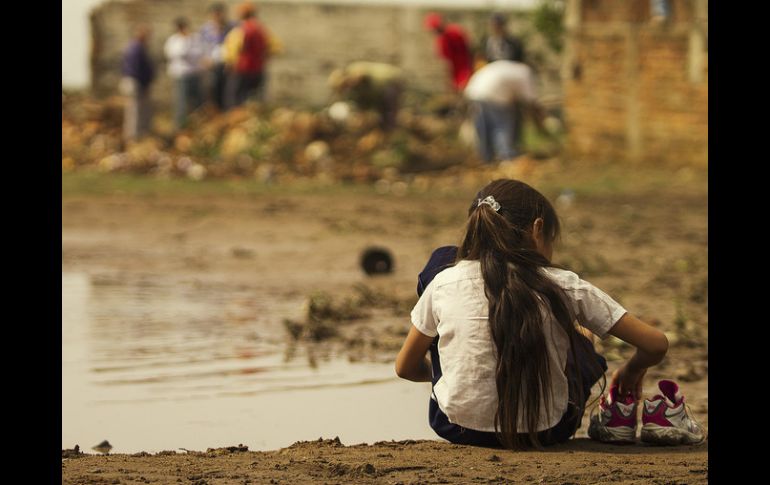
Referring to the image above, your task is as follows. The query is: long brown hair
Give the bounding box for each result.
[457,179,592,449]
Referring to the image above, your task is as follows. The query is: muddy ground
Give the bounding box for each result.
[62,438,707,485]
[62,162,707,484]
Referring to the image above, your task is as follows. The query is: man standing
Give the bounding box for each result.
[199,3,234,111]
[164,17,204,131]
[121,25,155,142]
[464,60,550,163]
[478,13,527,150]
[480,13,525,64]
[223,2,269,107]
[424,12,473,92]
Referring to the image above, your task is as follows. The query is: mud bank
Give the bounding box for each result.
[62,438,708,484]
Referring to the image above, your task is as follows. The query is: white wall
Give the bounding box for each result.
[62,0,539,90]
[62,0,108,88]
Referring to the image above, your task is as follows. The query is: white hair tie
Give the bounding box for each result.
[477,195,501,212]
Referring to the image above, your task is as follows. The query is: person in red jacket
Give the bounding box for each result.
[424,12,473,91]
[231,1,270,106]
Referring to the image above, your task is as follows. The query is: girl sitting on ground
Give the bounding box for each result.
[396,178,703,448]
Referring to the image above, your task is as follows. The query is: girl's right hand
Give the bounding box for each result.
[610,364,647,401]
[606,313,668,400]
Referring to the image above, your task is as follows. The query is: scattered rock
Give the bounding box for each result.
[360,247,394,275]
[61,92,484,185]
[231,247,255,259]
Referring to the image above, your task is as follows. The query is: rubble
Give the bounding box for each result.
[62,91,563,186]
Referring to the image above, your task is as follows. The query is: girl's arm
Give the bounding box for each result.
[607,313,669,399]
[395,326,435,382]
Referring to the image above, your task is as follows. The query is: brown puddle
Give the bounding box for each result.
[62,272,434,453]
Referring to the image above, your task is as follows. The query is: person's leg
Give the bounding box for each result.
[254,71,266,102]
[489,103,516,160]
[123,88,139,142]
[224,71,237,109]
[512,103,524,152]
[473,102,494,163]
[207,67,217,108]
[234,73,249,106]
[190,74,203,112]
[429,398,502,447]
[137,89,152,138]
[381,83,401,131]
[183,74,202,122]
[244,72,260,103]
[213,64,226,110]
[174,78,187,131]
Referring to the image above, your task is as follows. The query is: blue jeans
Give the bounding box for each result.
[416,246,607,447]
[174,74,203,130]
[208,64,228,111]
[651,0,671,18]
[472,101,517,163]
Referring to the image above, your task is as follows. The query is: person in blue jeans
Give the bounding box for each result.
[463,61,551,163]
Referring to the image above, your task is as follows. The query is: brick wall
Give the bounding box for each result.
[90,0,562,109]
[563,0,707,166]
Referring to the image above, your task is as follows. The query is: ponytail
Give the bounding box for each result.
[457,179,595,449]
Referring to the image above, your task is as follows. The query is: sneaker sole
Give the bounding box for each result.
[640,424,705,445]
[587,418,636,444]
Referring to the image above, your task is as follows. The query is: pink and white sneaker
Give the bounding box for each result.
[641,380,706,445]
[587,385,638,444]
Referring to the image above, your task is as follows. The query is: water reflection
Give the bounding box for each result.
[62,271,433,452]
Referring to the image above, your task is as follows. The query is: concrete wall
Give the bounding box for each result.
[562,0,708,166]
[90,0,561,109]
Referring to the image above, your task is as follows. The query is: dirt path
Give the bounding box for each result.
[62,438,707,484]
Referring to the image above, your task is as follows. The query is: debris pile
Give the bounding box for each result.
[62,92,480,184]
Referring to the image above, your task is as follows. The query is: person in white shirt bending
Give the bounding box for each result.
[164,17,204,131]
[464,60,551,163]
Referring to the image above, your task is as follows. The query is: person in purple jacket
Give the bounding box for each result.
[199,3,235,111]
[121,25,155,142]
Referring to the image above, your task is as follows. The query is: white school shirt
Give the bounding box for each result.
[164,33,203,79]
[463,60,537,106]
[410,259,627,433]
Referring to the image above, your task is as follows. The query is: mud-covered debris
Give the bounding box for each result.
[231,247,255,259]
[61,92,480,184]
[488,454,501,462]
[301,316,338,341]
[62,445,83,459]
[307,291,369,322]
[360,246,394,275]
[206,444,249,455]
[288,436,344,450]
[357,463,377,475]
